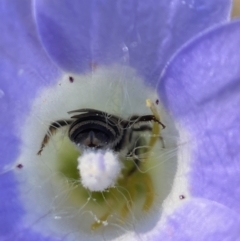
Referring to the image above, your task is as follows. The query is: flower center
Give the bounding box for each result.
[15,65,181,240]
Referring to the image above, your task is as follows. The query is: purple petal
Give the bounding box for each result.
[0,0,60,238]
[155,198,240,241]
[0,0,61,168]
[34,0,231,85]
[0,0,61,166]
[159,20,240,212]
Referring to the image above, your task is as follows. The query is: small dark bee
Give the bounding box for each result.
[37,108,165,174]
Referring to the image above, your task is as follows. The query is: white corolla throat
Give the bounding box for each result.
[13,64,190,241]
[77,149,121,191]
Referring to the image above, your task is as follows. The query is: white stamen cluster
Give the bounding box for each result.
[77,149,121,191]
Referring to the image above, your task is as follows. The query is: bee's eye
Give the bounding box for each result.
[69,115,122,148]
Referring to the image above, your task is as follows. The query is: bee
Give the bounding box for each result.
[37,108,165,175]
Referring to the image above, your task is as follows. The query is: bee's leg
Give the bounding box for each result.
[37,120,72,155]
[132,125,152,132]
[128,115,165,129]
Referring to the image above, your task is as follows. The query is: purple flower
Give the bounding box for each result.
[1,0,240,241]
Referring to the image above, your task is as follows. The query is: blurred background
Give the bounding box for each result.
[232,0,240,17]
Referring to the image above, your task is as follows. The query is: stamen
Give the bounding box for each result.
[146,99,162,152]
[91,212,111,230]
[142,173,155,211]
